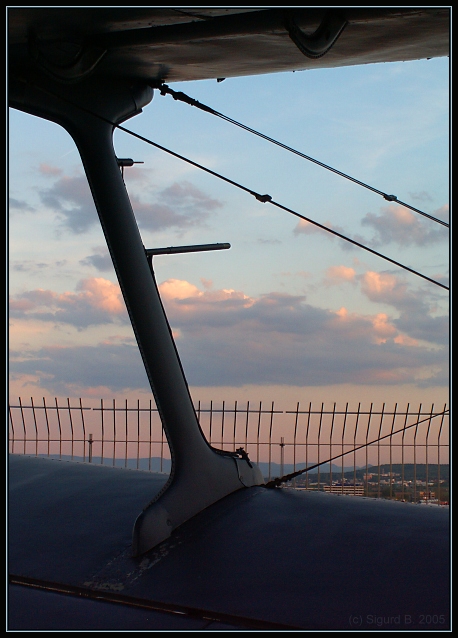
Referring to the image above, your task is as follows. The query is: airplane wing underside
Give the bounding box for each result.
[9,7,449,83]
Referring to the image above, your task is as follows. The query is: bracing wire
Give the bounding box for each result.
[116,122,449,291]
[264,408,449,488]
[155,83,449,229]
[23,79,448,291]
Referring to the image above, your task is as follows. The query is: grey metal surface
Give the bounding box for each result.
[9,455,450,630]
[8,455,168,584]
[123,489,451,630]
[9,8,449,84]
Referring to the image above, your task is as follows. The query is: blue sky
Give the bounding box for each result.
[8,55,449,409]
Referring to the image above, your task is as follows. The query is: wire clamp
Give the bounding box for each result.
[255,193,272,203]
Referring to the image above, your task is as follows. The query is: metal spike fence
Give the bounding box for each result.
[8,397,449,504]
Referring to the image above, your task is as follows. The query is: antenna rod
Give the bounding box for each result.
[146,242,230,257]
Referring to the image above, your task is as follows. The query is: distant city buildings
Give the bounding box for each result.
[288,471,448,505]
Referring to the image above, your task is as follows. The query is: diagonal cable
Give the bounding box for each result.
[155,83,449,228]
[16,78,447,291]
[116,122,449,291]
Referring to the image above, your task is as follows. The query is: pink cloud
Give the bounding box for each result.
[10,277,446,394]
[293,219,333,236]
[159,279,254,312]
[201,278,213,290]
[360,271,401,300]
[332,307,417,348]
[159,279,202,301]
[335,307,348,319]
[38,163,63,177]
[325,265,356,285]
[362,204,448,246]
[76,278,124,314]
[9,298,36,312]
[9,278,127,328]
[371,313,398,344]
[394,334,419,347]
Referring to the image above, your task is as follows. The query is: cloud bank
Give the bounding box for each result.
[9,278,129,329]
[10,272,448,394]
[361,204,448,247]
[38,171,222,234]
[292,204,448,253]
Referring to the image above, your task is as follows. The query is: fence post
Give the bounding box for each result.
[329,403,336,489]
[317,403,324,491]
[401,403,409,501]
[280,436,285,479]
[136,399,141,470]
[148,399,153,472]
[245,401,250,453]
[209,400,213,444]
[100,398,104,465]
[437,405,446,504]
[425,404,434,503]
[293,402,299,488]
[66,398,75,460]
[112,398,116,467]
[88,433,93,463]
[376,403,385,499]
[124,399,128,468]
[305,402,312,490]
[230,401,236,451]
[353,403,361,497]
[19,397,27,455]
[389,403,397,500]
[31,397,38,457]
[221,401,226,451]
[79,398,86,462]
[364,403,373,497]
[341,403,348,494]
[55,398,62,459]
[8,405,15,455]
[413,404,422,503]
[43,397,51,458]
[268,402,274,481]
[256,401,262,465]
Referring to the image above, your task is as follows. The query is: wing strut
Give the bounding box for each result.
[10,71,263,556]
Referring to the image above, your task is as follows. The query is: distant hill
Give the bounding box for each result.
[12,454,367,479]
[257,461,355,478]
[13,454,449,484]
[23,454,172,474]
[351,463,449,482]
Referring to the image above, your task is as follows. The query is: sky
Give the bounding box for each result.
[8,55,450,413]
